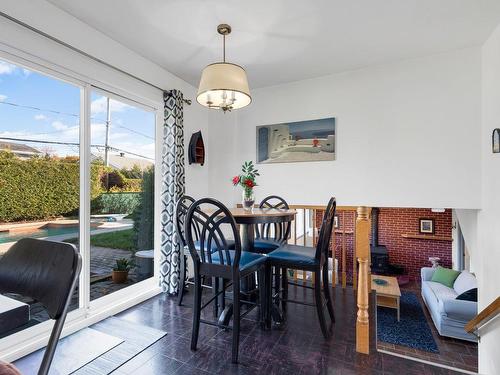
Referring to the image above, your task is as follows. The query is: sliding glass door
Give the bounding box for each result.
[0,58,82,330]
[0,53,160,360]
[88,88,156,301]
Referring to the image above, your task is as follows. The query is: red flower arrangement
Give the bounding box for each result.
[232,161,259,199]
[243,179,255,188]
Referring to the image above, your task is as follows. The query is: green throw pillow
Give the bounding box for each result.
[431,266,460,288]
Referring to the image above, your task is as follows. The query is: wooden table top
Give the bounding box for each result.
[371,275,401,297]
[228,208,296,218]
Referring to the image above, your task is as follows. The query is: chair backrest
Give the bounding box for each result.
[175,195,196,247]
[259,195,289,210]
[0,238,81,375]
[256,195,291,243]
[314,197,337,262]
[184,198,241,273]
[0,238,81,320]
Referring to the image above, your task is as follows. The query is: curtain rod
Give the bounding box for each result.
[0,11,192,105]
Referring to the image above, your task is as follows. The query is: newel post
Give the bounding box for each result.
[355,206,370,354]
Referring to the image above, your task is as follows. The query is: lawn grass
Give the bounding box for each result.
[65,228,136,251]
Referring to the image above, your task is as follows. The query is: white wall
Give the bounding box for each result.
[0,0,209,198]
[212,48,482,209]
[206,111,240,204]
[455,209,479,272]
[476,23,500,375]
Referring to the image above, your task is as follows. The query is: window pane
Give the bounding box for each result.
[89,90,155,301]
[0,59,81,332]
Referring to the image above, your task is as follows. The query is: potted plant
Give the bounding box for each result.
[112,258,135,284]
[232,161,259,210]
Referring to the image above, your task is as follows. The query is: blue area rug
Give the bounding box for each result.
[377,291,439,353]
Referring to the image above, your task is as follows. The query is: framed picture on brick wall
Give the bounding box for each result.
[419,218,435,234]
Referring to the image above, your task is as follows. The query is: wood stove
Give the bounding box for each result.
[370,207,390,274]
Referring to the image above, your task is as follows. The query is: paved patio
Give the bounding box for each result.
[90,246,134,278]
[5,244,142,323]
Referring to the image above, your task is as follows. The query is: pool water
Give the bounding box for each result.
[0,226,78,244]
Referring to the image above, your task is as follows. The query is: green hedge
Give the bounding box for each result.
[91,192,141,214]
[0,152,102,222]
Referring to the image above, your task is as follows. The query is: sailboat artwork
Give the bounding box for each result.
[256,117,336,164]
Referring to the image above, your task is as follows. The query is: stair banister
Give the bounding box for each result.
[465,296,500,340]
[355,206,371,354]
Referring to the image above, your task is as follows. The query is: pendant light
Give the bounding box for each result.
[197,24,251,112]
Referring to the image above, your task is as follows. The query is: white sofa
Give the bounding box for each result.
[421,267,478,342]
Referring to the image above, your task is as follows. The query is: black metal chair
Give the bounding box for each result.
[0,238,82,375]
[185,198,267,363]
[254,195,291,253]
[254,195,291,312]
[175,195,235,307]
[267,197,336,338]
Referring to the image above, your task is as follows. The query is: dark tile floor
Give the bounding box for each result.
[377,282,477,373]
[107,285,463,375]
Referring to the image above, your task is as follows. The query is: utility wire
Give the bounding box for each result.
[29,129,75,136]
[0,100,154,139]
[115,125,154,140]
[0,136,154,161]
[0,100,106,122]
[0,100,79,118]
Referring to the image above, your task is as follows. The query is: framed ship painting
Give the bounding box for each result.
[256,117,336,164]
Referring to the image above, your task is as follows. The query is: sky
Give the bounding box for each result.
[0,59,155,161]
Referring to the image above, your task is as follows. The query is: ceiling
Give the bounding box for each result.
[48,0,500,89]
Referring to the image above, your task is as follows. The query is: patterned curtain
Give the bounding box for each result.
[160,90,185,294]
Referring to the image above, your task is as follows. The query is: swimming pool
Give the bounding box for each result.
[0,226,78,244]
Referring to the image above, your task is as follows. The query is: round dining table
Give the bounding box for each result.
[216,207,296,327]
[228,207,297,252]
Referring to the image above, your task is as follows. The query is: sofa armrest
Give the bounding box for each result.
[440,299,477,321]
[421,267,435,282]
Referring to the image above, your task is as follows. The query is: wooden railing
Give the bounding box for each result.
[287,205,359,285]
[241,203,371,354]
[465,297,500,339]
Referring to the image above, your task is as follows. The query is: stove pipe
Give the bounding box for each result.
[371,207,379,247]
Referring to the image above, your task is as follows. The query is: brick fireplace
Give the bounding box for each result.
[317,207,453,282]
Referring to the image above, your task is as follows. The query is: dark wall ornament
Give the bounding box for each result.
[188,131,205,166]
[493,128,500,154]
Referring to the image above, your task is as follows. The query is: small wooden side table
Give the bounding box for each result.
[371,275,401,321]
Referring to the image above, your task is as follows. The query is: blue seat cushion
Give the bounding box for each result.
[268,244,317,266]
[211,250,266,271]
[253,238,281,253]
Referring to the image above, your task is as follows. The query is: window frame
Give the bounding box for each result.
[0,46,163,362]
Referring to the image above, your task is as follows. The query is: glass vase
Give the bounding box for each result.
[242,189,255,211]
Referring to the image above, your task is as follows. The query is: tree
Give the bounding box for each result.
[101,170,126,191]
[132,166,154,251]
[120,164,143,179]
